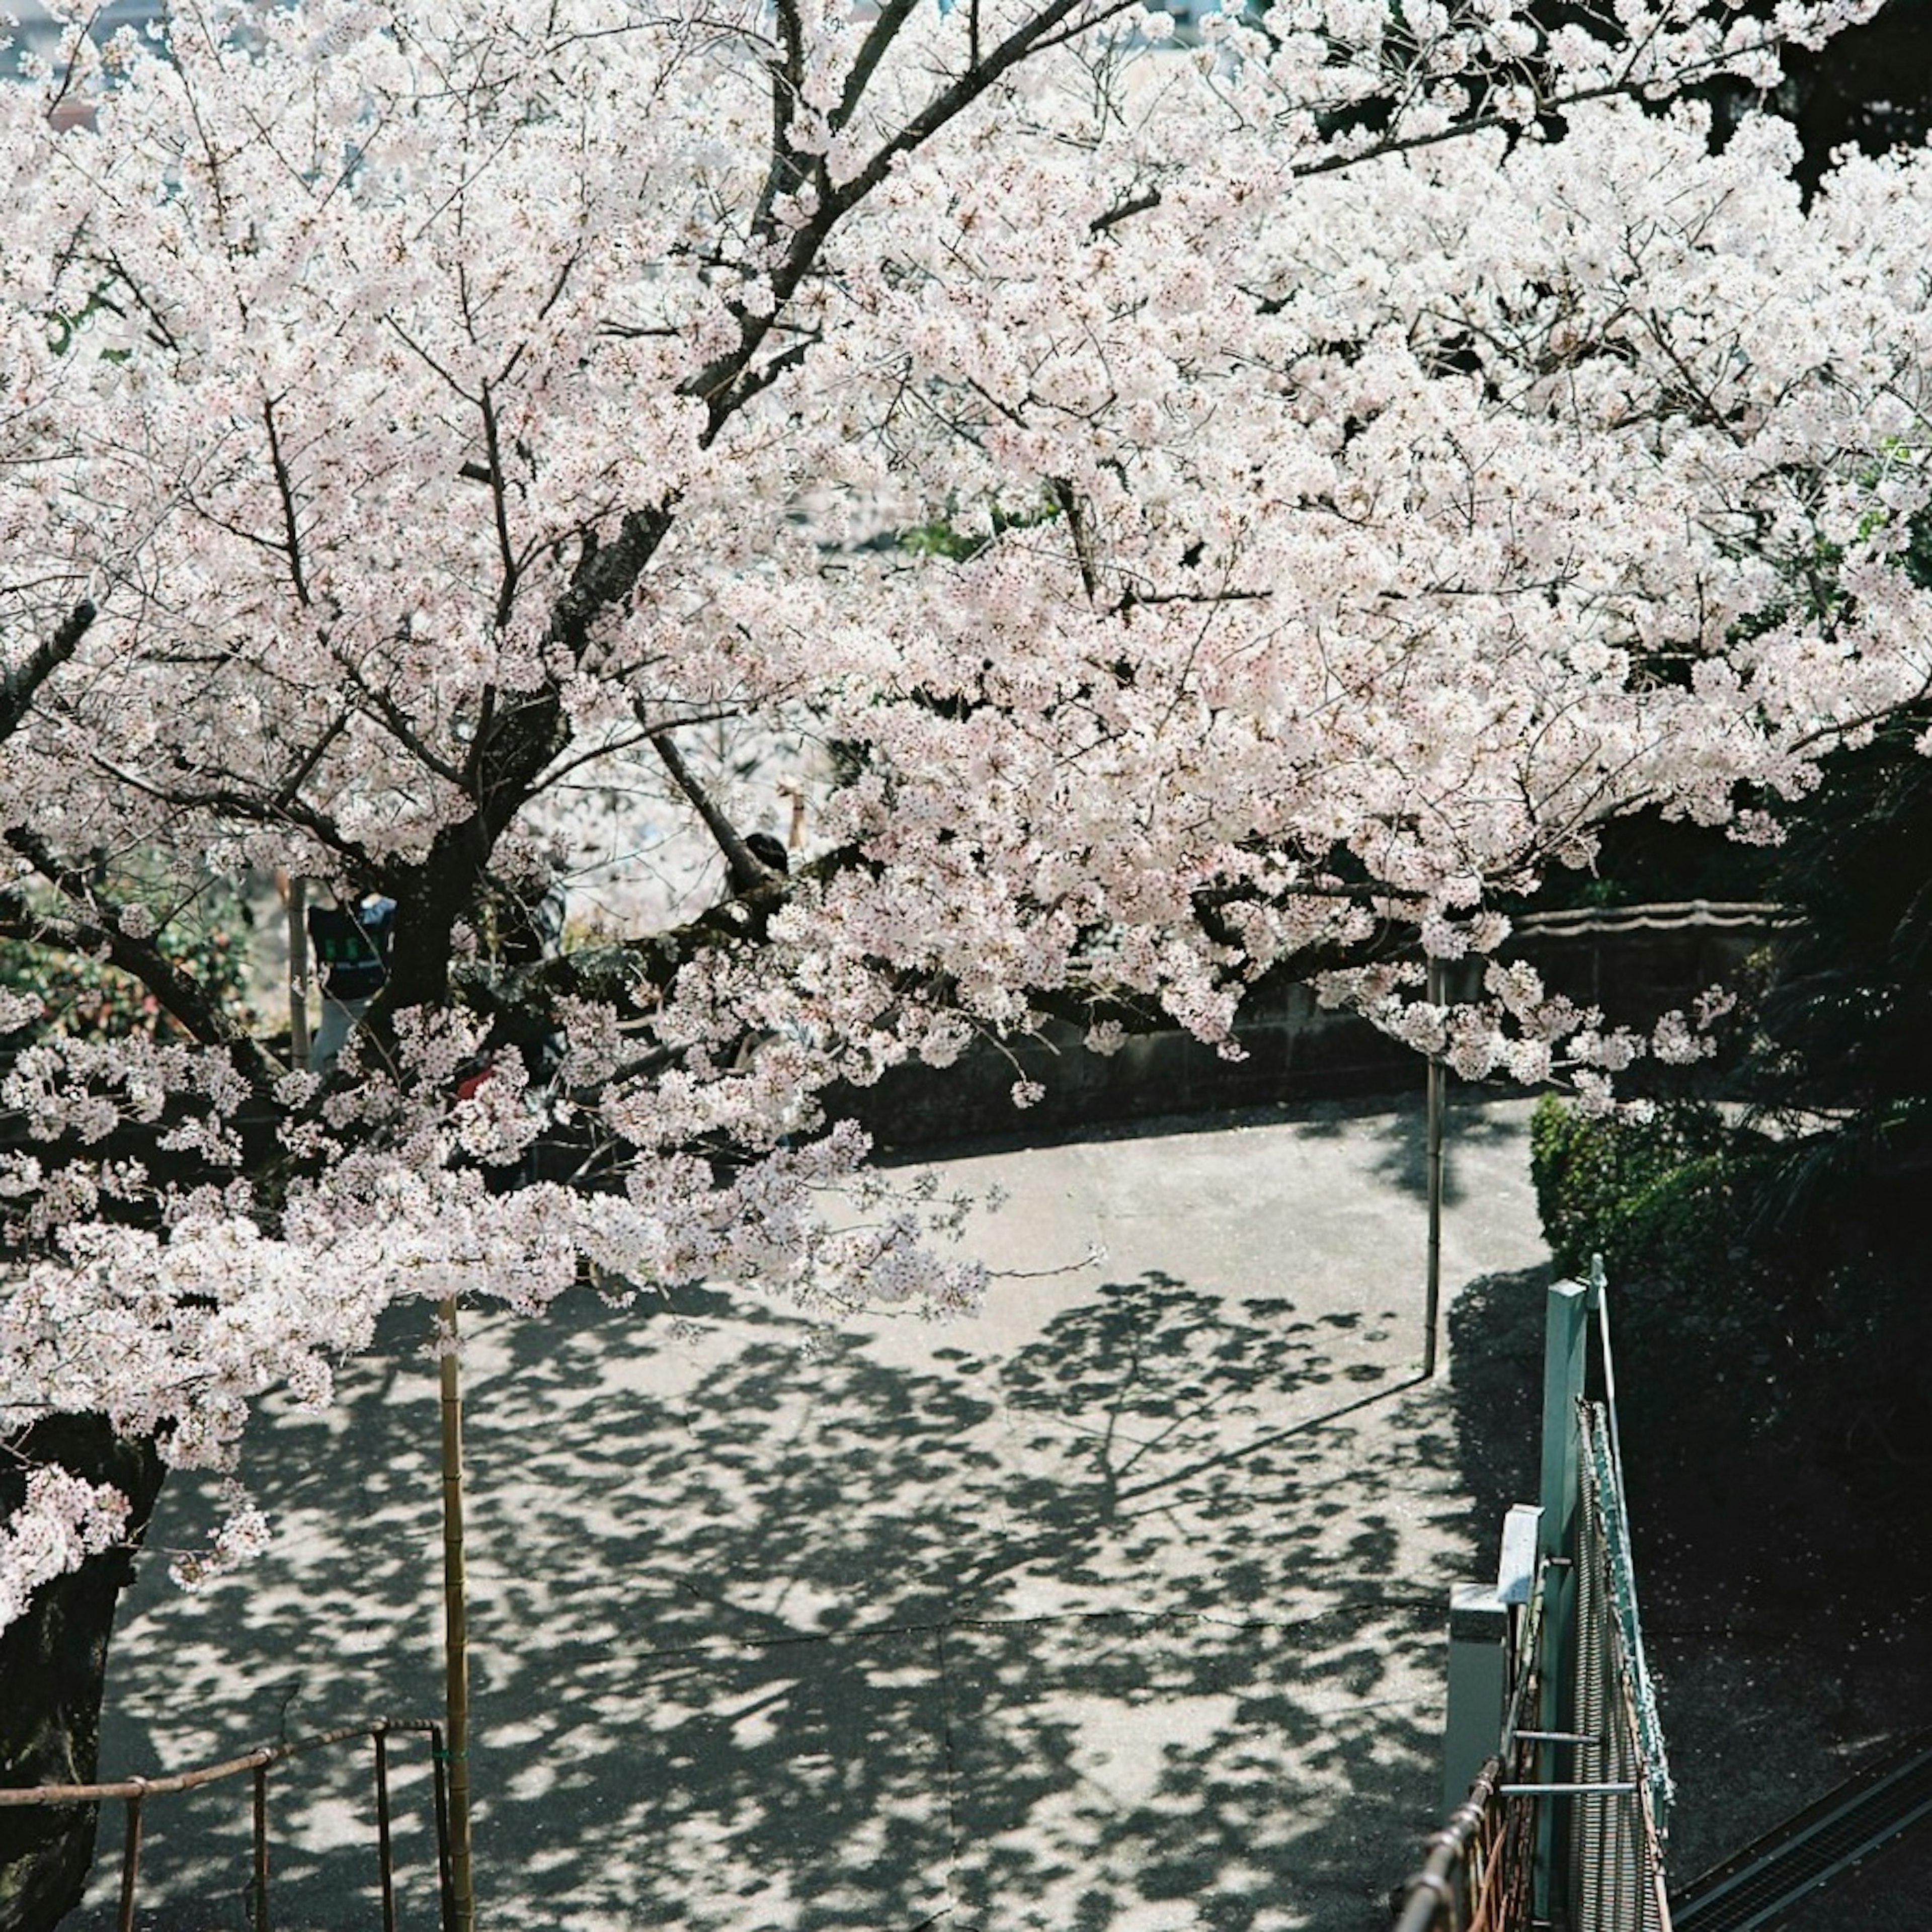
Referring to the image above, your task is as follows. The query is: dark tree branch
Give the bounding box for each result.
[379,500,680,1011]
[651,727,784,897]
[479,380,522,630]
[1,601,95,745]
[0,831,280,1091]
[1090,188,1161,236]
[833,0,927,133]
[261,397,312,607]
[681,0,1146,441]
[1049,477,1099,603]
[78,753,370,871]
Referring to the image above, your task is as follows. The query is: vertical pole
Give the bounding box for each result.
[116,1790,144,1932]
[1422,953,1446,1378]
[431,1725,458,1932]
[253,1762,272,1932]
[1534,1278,1590,1926]
[375,1729,398,1932]
[1538,1280,1589,1560]
[439,1297,476,1932]
[287,876,311,1070]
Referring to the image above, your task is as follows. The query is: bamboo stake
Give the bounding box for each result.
[1423,953,1445,1379]
[287,876,310,1070]
[438,1297,476,1932]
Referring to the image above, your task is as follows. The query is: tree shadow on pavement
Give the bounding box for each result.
[75,1268,1479,1932]
[1440,1264,1551,1538]
[1277,1090,1534,1214]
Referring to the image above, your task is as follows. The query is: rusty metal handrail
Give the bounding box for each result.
[0,1715,454,1932]
[0,1715,438,1806]
[1395,1572,1547,1931]
[1394,1754,1506,1932]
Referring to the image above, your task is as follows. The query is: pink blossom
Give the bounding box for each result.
[0,0,1921,1631]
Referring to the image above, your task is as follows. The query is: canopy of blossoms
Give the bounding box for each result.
[2,0,1925,1625]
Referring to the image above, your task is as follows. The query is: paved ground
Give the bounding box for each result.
[70,1092,1553,1932]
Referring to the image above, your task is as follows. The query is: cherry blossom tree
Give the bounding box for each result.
[3,0,1928,1914]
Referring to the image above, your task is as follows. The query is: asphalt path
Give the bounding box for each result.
[69,1091,1551,1932]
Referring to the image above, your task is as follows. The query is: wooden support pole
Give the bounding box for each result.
[439,1298,476,1932]
[287,876,311,1070]
[1423,954,1446,1378]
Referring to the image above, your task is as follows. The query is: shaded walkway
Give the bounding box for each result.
[70,1093,1549,1931]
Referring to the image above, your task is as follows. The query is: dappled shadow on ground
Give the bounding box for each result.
[1264,1087,1532,1215]
[74,1259,1480,1932]
[902,1087,1530,1224]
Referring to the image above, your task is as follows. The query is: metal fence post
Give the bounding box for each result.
[374,1728,398,1932]
[116,1787,145,1932]
[1535,1278,1591,1925]
[252,1761,271,1932]
[1539,1280,1590,1559]
[0,1719,451,1929]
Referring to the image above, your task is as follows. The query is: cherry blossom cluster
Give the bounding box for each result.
[2,0,1925,1630]
[0,1463,131,1632]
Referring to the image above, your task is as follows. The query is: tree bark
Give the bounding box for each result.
[0,1417,166,1932]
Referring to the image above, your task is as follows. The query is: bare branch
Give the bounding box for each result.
[0,826,280,1088]
[650,726,784,897]
[1,599,95,744]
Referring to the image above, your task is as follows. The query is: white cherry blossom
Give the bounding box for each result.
[0,0,1923,1631]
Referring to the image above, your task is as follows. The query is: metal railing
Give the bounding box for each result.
[1393,1754,1508,1932]
[1572,1404,1672,1932]
[1394,1588,1545,1932]
[0,1715,455,1932]
[1510,901,1795,937]
[1395,1271,1675,1932]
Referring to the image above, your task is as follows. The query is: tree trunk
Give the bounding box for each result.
[0,1417,166,1932]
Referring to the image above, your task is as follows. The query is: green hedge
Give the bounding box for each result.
[1528,1094,1931,1466]
[0,888,253,1043]
[1528,1096,1740,1284]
